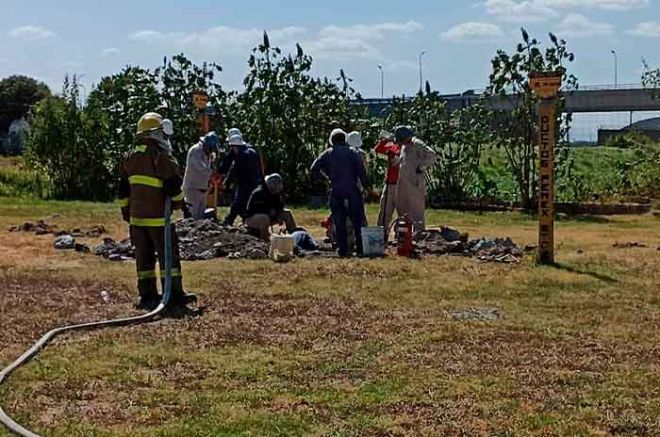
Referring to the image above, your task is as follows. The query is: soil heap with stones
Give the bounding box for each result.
[95,219,270,261]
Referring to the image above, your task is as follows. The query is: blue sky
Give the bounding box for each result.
[1,0,659,98]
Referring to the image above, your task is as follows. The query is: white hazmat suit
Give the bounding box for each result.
[396,137,437,233]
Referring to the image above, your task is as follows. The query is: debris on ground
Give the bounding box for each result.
[613,241,648,249]
[53,234,91,253]
[54,234,75,249]
[413,227,524,263]
[450,307,503,321]
[9,221,107,237]
[176,219,269,261]
[94,237,134,261]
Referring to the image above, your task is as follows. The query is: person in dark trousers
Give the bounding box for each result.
[311,128,368,257]
[244,173,297,240]
[118,112,197,310]
[222,134,264,226]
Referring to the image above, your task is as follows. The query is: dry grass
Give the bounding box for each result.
[1,197,660,436]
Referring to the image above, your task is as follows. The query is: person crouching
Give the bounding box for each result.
[244,174,297,240]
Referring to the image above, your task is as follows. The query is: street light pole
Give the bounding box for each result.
[610,50,618,88]
[418,51,426,94]
[377,64,384,99]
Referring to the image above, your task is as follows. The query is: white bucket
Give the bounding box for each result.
[269,234,295,262]
[361,226,385,257]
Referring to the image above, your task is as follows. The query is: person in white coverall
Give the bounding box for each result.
[394,126,437,233]
[182,132,220,219]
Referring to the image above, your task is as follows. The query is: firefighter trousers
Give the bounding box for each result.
[130,225,184,300]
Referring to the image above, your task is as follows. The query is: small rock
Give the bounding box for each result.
[577,249,584,254]
[440,226,462,242]
[101,290,110,303]
[54,235,75,250]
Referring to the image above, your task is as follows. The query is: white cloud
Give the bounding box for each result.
[555,13,615,37]
[485,0,558,22]
[484,0,647,22]
[8,26,55,41]
[441,22,504,42]
[626,21,660,37]
[129,26,306,54]
[102,47,121,57]
[538,0,648,9]
[305,21,423,60]
[128,21,421,63]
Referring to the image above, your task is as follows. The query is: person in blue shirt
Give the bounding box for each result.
[222,134,264,226]
[311,128,368,257]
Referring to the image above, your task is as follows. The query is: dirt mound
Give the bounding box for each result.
[176,218,269,260]
[93,219,270,261]
[413,227,524,263]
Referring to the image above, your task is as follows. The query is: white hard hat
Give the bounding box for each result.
[347,131,363,148]
[329,128,346,145]
[162,119,174,136]
[226,128,242,141]
[228,134,246,147]
[265,173,284,194]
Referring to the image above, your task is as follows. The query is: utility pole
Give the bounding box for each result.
[418,51,426,94]
[378,64,384,99]
[611,50,618,88]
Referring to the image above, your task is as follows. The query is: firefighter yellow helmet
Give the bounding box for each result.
[136,112,164,135]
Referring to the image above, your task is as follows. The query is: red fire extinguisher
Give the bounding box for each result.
[394,216,414,257]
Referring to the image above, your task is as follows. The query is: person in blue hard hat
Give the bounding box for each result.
[182,132,220,219]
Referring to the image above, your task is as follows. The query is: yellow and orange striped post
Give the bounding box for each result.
[530,72,562,265]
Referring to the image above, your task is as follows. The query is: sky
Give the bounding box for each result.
[1,0,659,99]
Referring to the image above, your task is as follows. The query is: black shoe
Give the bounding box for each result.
[135,296,160,311]
[170,292,198,306]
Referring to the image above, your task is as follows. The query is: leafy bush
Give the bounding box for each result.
[385,88,493,203]
[230,33,367,201]
[25,77,114,200]
[486,28,578,210]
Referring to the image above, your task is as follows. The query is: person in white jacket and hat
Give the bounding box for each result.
[182,132,220,219]
[393,126,437,233]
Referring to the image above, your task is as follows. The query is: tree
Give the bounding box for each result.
[642,59,659,99]
[25,76,113,200]
[0,75,51,133]
[231,32,365,201]
[385,86,492,204]
[85,54,226,166]
[486,29,578,210]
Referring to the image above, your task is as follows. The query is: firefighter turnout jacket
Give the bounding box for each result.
[118,140,185,226]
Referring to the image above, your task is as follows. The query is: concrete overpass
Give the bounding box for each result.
[358,84,660,116]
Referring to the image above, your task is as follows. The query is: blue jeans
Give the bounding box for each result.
[329,192,365,257]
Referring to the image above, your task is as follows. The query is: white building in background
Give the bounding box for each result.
[4,118,29,155]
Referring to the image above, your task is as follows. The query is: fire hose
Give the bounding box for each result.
[0,198,175,437]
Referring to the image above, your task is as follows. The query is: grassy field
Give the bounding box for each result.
[1,197,659,436]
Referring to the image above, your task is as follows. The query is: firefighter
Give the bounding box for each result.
[118,112,197,310]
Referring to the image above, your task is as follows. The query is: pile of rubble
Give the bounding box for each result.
[94,238,135,261]
[176,219,269,260]
[93,219,270,262]
[413,227,525,263]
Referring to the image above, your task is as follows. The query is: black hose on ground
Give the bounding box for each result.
[0,198,174,437]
